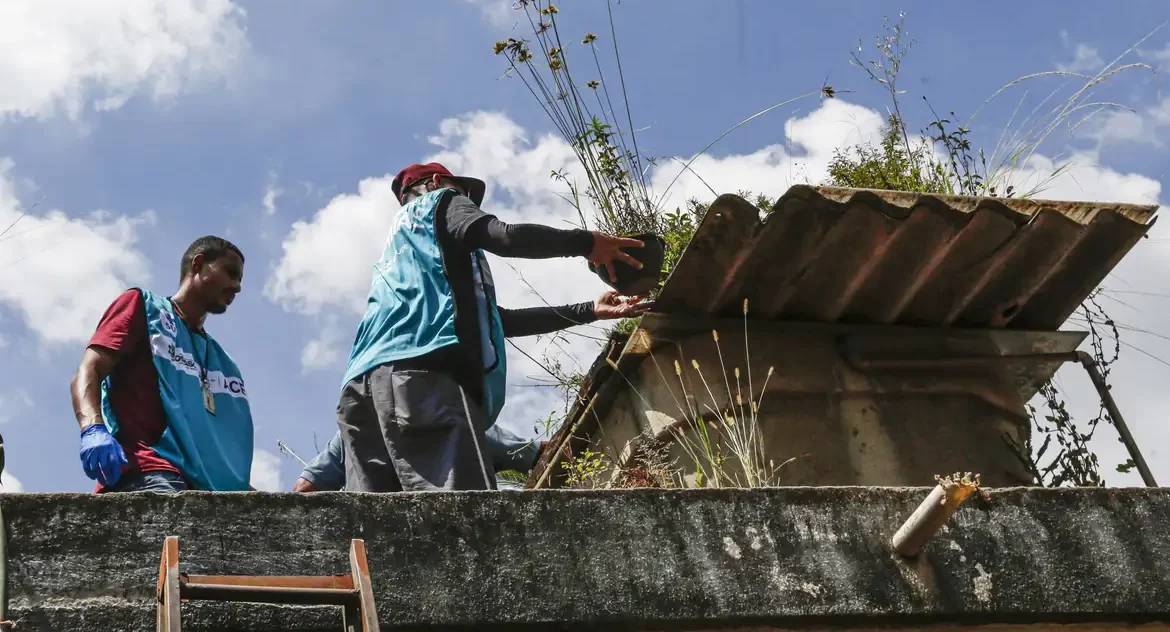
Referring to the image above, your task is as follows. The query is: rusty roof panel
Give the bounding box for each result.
[656,185,1157,330]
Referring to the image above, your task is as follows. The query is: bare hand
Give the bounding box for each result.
[594,290,652,320]
[588,232,644,283]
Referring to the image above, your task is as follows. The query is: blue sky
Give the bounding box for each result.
[2,0,1170,492]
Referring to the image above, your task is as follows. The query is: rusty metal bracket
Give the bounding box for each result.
[1076,351,1158,487]
[156,536,379,631]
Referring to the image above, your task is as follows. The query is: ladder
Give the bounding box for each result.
[156,536,379,632]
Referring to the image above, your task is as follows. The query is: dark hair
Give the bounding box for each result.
[180,236,244,281]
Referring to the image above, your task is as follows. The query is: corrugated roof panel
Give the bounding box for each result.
[655,185,1157,331]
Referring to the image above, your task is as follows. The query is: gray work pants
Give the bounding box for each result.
[336,364,496,492]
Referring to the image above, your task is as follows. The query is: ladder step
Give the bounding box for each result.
[181,582,361,606]
[183,574,354,590]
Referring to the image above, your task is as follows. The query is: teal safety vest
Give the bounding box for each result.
[342,188,508,426]
[100,288,254,490]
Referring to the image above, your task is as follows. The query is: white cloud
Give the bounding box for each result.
[1138,40,1170,69]
[249,449,282,491]
[1003,151,1161,202]
[0,471,24,494]
[1043,36,1168,148]
[1090,109,1160,147]
[1077,96,1170,148]
[300,315,345,373]
[265,175,398,316]
[1057,43,1105,74]
[0,160,154,344]
[0,0,248,121]
[647,99,884,211]
[262,171,283,216]
[0,389,33,425]
[463,0,517,29]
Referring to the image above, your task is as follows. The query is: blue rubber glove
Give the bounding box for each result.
[79,424,128,487]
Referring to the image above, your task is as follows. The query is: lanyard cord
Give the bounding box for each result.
[169,298,211,386]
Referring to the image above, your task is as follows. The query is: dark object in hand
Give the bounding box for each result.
[589,233,665,296]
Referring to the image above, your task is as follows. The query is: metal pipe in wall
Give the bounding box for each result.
[892,474,982,557]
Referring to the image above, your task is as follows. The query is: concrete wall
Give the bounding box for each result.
[1,487,1167,630]
[586,326,1076,489]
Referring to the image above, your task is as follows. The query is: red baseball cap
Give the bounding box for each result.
[391,162,486,206]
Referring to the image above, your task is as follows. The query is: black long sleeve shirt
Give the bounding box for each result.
[445,195,599,336]
[395,191,598,403]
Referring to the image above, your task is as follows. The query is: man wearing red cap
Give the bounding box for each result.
[336,162,649,492]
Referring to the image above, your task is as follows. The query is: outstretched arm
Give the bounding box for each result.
[485,424,545,474]
[499,302,597,338]
[446,194,592,258]
[444,195,645,276]
[294,432,346,492]
[499,291,652,339]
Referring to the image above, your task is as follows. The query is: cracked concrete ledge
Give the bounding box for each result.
[0,487,1167,631]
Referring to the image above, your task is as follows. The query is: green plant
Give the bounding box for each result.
[602,299,797,489]
[495,1,660,236]
[496,469,529,489]
[1011,289,1124,486]
[495,2,825,238]
[827,116,951,194]
[612,430,677,488]
[561,447,613,488]
[659,301,797,488]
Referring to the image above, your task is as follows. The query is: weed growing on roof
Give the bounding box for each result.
[550,297,798,490]
[840,12,1160,200]
[653,299,798,488]
[494,0,659,236]
[494,0,823,237]
[588,299,798,489]
[560,447,612,489]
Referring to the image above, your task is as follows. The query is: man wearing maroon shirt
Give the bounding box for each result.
[69,236,247,493]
